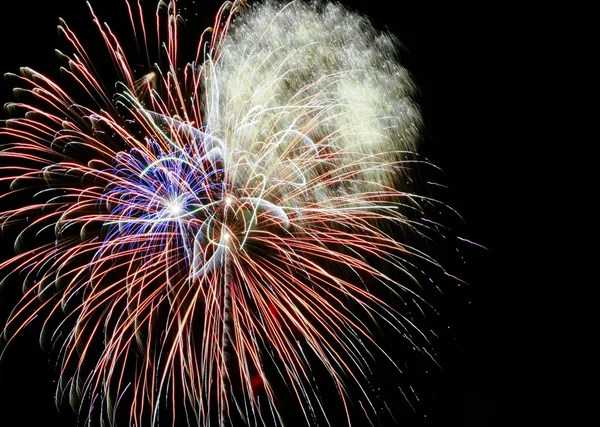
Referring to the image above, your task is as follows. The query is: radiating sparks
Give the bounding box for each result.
[0,1,458,426]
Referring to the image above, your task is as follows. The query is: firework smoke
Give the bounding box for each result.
[0,1,447,426]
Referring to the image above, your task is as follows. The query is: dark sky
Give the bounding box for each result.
[0,0,592,426]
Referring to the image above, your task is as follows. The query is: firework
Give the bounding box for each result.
[0,1,448,425]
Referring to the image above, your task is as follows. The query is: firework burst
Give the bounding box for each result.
[1,1,453,426]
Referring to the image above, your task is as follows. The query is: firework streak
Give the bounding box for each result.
[0,1,448,426]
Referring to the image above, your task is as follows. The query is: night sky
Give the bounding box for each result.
[0,1,592,426]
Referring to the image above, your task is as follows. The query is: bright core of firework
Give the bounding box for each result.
[0,1,452,426]
[166,198,183,216]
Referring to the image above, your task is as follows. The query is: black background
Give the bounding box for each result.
[0,0,593,425]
